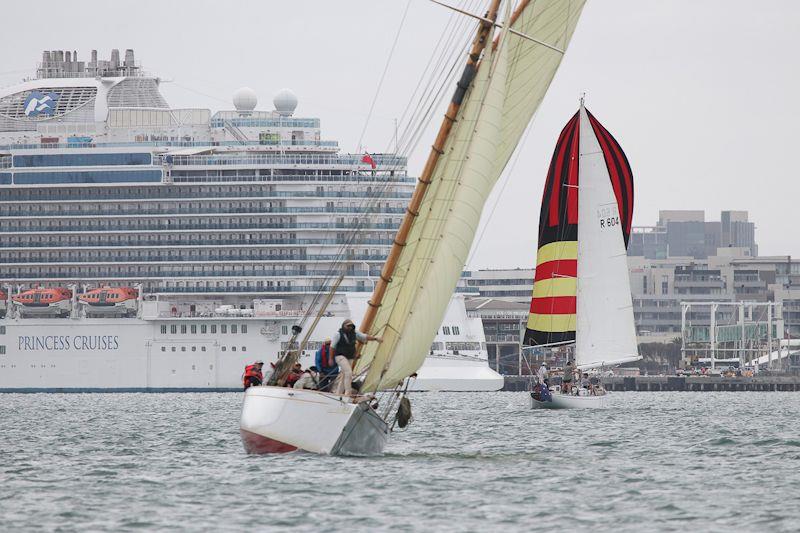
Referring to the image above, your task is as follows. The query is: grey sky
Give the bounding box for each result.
[1,1,798,268]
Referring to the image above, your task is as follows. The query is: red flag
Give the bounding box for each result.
[361,153,376,169]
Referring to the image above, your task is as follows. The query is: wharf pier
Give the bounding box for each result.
[502,375,800,392]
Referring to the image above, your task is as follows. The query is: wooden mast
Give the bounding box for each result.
[354,0,502,362]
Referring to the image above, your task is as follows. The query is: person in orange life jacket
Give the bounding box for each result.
[331,319,382,396]
[293,366,319,390]
[315,338,338,392]
[284,362,303,388]
[243,360,264,390]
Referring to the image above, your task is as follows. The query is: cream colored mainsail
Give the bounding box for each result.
[356,1,586,391]
[493,0,586,175]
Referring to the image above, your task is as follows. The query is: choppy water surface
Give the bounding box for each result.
[2,392,799,532]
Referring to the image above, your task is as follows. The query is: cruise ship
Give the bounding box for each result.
[0,49,503,392]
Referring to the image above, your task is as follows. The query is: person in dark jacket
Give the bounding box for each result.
[330,319,382,396]
[315,338,338,392]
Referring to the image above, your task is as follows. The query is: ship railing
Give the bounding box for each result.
[153,310,306,319]
[0,250,387,263]
[162,153,407,167]
[0,139,341,151]
[1,266,384,278]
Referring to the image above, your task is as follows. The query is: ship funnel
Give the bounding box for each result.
[91,49,97,63]
[111,48,120,69]
[65,50,71,62]
[124,49,134,67]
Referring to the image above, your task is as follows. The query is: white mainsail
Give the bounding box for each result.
[356,1,587,391]
[575,105,640,369]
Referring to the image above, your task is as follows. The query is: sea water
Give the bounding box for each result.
[1,392,799,532]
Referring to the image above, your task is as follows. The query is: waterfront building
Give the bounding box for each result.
[629,210,757,259]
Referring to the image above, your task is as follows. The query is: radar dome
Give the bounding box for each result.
[273,88,298,116]
[233,87,257,112]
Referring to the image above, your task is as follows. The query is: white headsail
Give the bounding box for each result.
[575,105,640,369]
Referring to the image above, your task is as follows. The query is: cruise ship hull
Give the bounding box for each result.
[0,296,504,392]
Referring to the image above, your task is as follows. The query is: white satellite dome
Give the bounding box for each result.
[232,87,258,112]
[273,88,298,117]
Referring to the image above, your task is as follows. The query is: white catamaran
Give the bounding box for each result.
[526,101,641,409]
[240,0,587,454]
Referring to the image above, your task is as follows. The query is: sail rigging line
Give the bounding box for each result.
[464,102,534,268]
[355,0,413,155]
[393,0,479,153]
[432,0,566,53]
[304,5,478,314]
[359,1,512,392]
[389,0,470,153]
[351,0,504,382]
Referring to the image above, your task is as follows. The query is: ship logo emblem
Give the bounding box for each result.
[24,91,60,117]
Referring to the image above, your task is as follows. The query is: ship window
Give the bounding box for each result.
[231,346,237,352]
[191,346,196,352]
[241,325,248,334]
[453,326,460,335]
[201,325,207,334]
[442,327,451,335]
[0,326,5,335]
[180,325,187,334]
[160,325,167,334]
[241,346,246,352]
[170,325,177,334]
[161,347,166,352]
[191,325,197,334]
[221,346,226,352]
[201,346,207,352]
[231,324,238,334]
[181,346,186,352]
[171,347,176,352]
[281,326,288,335]
[0,346,5,355]
[211,325,217,334]
[221,324,228,334]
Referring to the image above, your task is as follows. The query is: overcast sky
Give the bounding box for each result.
[1,1,798,269]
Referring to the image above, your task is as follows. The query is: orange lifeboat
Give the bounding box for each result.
[12,288,73,316]
[78,287,138,315]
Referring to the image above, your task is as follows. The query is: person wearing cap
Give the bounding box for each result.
[331,319,382,396]
[293,366,320,390]
[242,360,264,390]
[315,338,338,392]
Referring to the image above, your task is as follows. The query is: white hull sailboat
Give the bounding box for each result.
[530,390,609,409]
[240,0,587,455]
[524,102,641,410]
[240,387,388,455]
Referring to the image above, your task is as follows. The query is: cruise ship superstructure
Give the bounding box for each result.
[0,49,503,391]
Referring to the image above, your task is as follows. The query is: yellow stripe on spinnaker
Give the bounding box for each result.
[527,313,577,332]
[531,277,577,299]
[535,240,578,266]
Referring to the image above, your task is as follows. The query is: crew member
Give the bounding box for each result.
[315,338,338,392]
[243,360,264,390]
[285,362,303,388]
[331,319,382,396]
[537,363,549,386]
[293,366,320,390]
[562,361,575,394]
